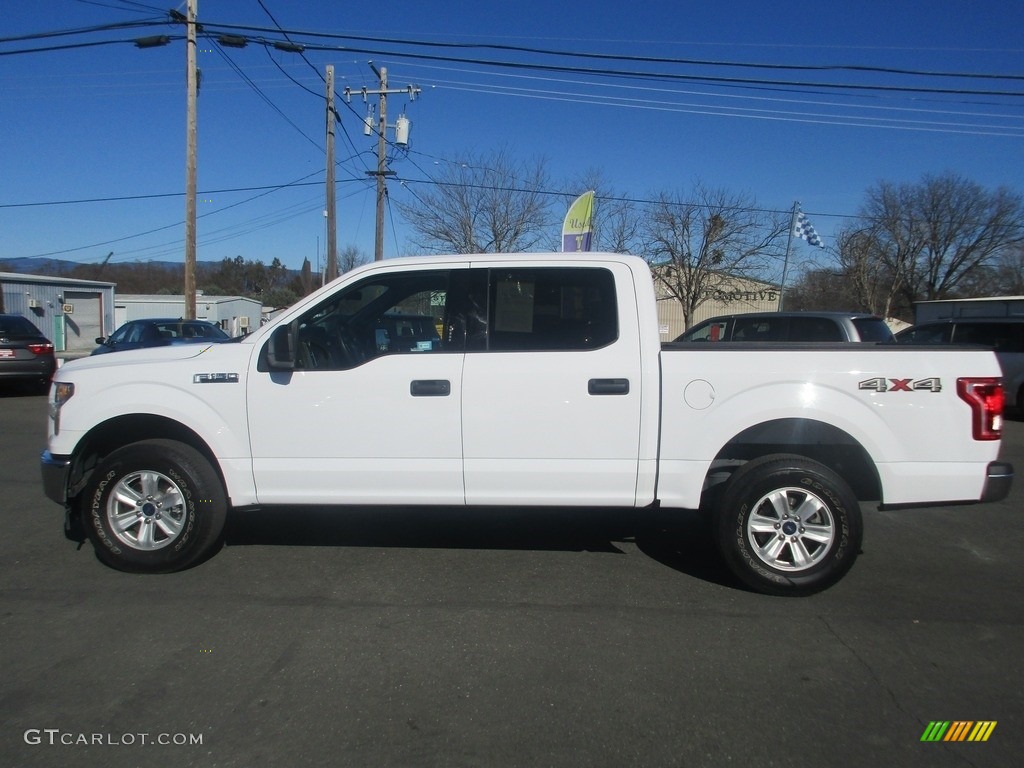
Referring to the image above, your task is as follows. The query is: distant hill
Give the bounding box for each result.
[0,257,84,275]
[2,255,306,306]
[0,257,220,276]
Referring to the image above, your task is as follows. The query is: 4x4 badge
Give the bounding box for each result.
[858,377,942,393]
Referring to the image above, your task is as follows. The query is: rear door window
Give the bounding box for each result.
[788,316,843,341]
[732,316,785,341]
[485,267,618,351]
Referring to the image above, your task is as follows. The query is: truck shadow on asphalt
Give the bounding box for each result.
[223,505,739,590]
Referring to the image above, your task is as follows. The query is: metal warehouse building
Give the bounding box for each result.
[1,272,116,353]
[913,296,1024,324]
[652,270,780,340]
[115,294,262,338]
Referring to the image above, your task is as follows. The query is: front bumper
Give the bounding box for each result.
[981,461,1014,503]
[40,450,71,504]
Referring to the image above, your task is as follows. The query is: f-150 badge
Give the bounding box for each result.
[858,377,942,393]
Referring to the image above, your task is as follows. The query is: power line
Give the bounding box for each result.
[71,0,168,13]
[205,35,323,153]
[428,81,1024,138]
[8,18,1023,98]
[0,18,164,43]
[0,36,182,56]
[193,21,1024,84]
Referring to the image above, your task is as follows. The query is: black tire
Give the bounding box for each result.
[82,439,227,573]
[714,454,863,596]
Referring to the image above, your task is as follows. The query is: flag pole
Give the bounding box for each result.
[779,200,798,312]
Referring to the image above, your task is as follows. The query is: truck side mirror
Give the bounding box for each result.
[266,322,297,370]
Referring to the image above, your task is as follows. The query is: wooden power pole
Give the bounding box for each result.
[347,64,420,261]
[372,65,389,262]
[325,65,338,282]
[183,0,198,319]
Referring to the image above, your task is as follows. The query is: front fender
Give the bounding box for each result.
[48,345,256,505]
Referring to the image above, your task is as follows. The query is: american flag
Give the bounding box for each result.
[795,210,824,247]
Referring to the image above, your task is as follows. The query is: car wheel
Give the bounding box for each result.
[714,454,862,596]
[82,439,227,573]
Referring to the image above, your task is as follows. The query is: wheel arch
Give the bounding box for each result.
[708,417,882,502]
[66,414,224,504]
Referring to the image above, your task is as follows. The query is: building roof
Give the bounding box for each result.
[0,271,115,288]
[117,294,259,305]
[915,296,1024,305]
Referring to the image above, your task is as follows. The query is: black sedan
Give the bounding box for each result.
[92,318,231,355]
[0,314,57,390]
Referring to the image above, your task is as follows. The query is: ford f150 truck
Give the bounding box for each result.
[40,253,1013,595]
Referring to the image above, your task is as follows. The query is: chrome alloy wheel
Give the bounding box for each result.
[745,487,836,572]
[106,469,187,550]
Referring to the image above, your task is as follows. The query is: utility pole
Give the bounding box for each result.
[346,64,420,261]
[325,65,338,282]
[372,65,389,263]
[183,0,198,319]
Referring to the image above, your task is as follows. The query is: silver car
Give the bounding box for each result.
[675,311,895,343]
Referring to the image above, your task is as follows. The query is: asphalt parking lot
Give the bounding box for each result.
[2,389,1022,768]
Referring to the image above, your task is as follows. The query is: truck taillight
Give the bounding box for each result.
[957,377,1004,441]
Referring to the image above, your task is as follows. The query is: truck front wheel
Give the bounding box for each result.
[82,439,227,573]
[714,455,863,596]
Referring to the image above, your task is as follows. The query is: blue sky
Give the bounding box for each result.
[2,0,1022,278]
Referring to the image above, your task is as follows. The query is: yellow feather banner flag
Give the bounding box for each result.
[561,190,595,252]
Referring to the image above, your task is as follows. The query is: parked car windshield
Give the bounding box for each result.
[152,320,230,340]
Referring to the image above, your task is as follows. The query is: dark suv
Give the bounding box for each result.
[675,311,894,343]
[896,318,1024,411]
[0,314,57,391]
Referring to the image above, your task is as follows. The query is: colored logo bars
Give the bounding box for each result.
[920,721,997,742]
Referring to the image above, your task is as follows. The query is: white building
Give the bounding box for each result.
[115,294,263,337]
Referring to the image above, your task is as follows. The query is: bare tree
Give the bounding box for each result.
[782,268,850,312]
[859,173,1024,306]
[641,185,789,329]
[990,244,1024,295]
[396,149,554,254]
[834,226,907,317]
[339,245,369,274]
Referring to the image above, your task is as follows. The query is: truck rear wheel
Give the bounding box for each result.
[82,439,227,573]
[714,454,862,596]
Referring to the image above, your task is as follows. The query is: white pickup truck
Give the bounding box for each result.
[40,253,1013,595]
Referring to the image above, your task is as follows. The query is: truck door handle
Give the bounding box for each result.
[410,379,451,397]
[588,378,630,396]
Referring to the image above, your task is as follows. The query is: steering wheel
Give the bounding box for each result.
[334,327,365,367]
[297,327,332,369]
